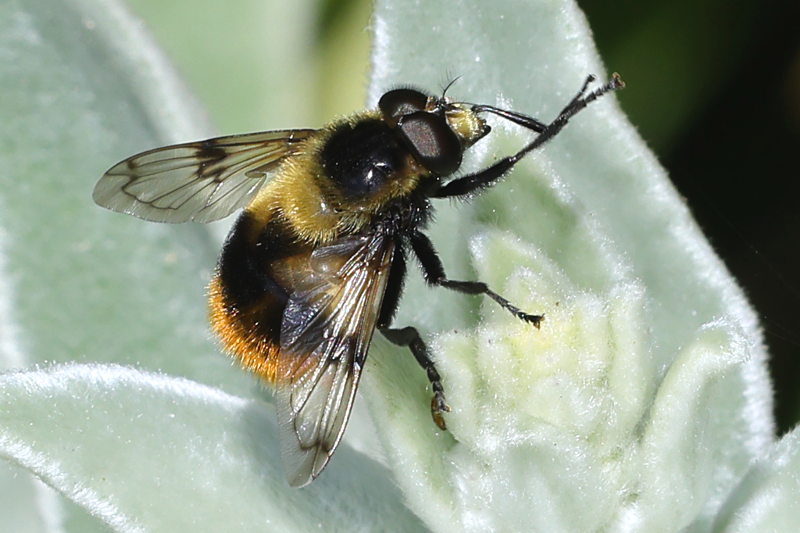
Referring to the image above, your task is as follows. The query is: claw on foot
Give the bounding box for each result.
[520,312,544,329]
[431,395,451,431]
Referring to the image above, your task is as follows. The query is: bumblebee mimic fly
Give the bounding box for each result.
[94,73,623,487]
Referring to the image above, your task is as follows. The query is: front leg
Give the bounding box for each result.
[409,231,543,328]
[435,74,624,199]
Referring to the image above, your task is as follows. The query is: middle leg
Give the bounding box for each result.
[410,231,543,328]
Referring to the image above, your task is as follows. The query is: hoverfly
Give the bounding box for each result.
[94,74,623,486]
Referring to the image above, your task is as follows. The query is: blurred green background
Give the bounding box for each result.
[125,0,800,432]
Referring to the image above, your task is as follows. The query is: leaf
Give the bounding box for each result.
[1,0,783,530]
[0,364,424,532]
[713,426,800,532]
[363,0,775,530]
[0,0,224,529]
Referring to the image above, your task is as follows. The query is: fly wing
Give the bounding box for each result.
[273,233,394,487]
[93,129,315,223]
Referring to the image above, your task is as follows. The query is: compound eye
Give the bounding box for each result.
[397,111,462,176]
[379,89,429,119]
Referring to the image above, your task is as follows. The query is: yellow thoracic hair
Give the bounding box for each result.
[246,111,428,246]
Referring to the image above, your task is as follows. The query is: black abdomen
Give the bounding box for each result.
[214,212,301,350]
[219,213,292,306]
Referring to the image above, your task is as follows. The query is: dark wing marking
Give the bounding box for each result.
[275,233,394,487]
[93,129,315,223]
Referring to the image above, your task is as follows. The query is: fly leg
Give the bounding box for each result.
[409,231,543,327]
[379,326,451,430]
[377,246,450,429]
[435,74,624,199]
